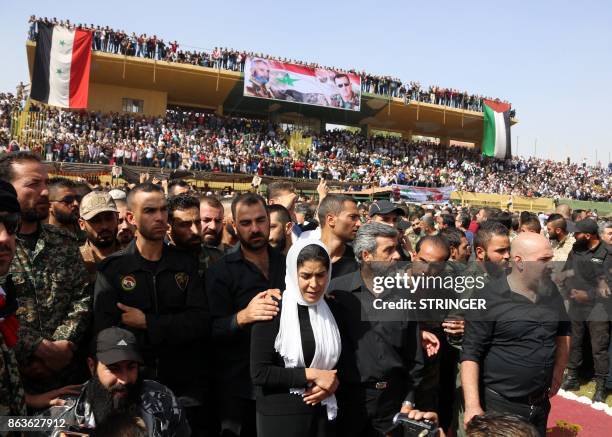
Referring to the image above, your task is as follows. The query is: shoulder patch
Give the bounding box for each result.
[120,275,137,292]
[175,272,189,291]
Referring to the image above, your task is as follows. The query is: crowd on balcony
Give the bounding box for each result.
[27,16,513,115]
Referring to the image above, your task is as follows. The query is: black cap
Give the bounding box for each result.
[96,327,143,365]
[397,219,411,231]
[567,218,599,235]
[0,180,20,214]
[368,200,405,218]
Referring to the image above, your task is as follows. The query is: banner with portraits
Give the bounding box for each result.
[393,185,455,203]
[243,57,361,111]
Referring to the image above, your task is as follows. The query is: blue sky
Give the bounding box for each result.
[1,0,611,164]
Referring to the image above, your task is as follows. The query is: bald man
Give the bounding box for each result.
[461,233,570,436]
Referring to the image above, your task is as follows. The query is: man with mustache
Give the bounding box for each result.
[79,191,122,283]
[43,327,190,436]
[0,152,91,393]
[206,193,286,437]
[94,183,209,435]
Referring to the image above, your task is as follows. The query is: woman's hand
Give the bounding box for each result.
[305,368,339,393]
[302,385,332,406]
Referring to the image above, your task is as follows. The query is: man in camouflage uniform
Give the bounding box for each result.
[78,191,123,284]
[0,152,91,394]
[0,180,27,416]
[40,327,190,437]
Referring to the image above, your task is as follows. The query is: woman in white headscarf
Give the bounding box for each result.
[250,239,341,437]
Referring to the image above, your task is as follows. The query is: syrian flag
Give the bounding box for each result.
[482,99,512,159]
[31,23,92,109]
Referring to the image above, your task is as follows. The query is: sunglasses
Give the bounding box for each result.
[0,213,21,235]
[51,195,83,204]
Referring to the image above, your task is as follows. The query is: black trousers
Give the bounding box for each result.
[483,388,550,437]
[216,396,256,437]
[336,383,405,437]
[256,406,331,437]
[568,307,609,377]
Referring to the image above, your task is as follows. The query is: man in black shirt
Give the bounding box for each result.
[206,193,286,437]
[94,183,209,435]
[461,233,570,436]
[328,222,424,436]
[318,194,361,279]
[560,218,611,402]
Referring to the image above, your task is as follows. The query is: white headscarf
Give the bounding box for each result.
[274,239,341,420]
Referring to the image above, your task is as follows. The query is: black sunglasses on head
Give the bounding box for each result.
[0,213,21,235]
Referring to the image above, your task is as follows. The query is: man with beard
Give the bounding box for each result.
[94,183,209,435]
[318,194,361,279]
[206,193,286,437]
[560,218,611,402]
[48,177,87,244]
[328,223,425,436]
[267,204,292,255]
[115,198,136,248]
[168,194,205,273]
[546,214,575,263]
[79,191,122,283]
[42,327,190,437]
[449,221,511,437]
[245,59,275,99]
[200,196,227,271]
[462,233,570,436]
[0,152,91,394]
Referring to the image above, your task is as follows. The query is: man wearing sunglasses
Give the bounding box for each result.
[48,177,87,244]
[0,179,27,416]
[0,152,91,394]
[331,73,360,110]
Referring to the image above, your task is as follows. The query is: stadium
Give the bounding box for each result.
[0,6,611,437]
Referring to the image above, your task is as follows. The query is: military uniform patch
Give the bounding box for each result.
[121,275,137,292]
[175,272,189,291]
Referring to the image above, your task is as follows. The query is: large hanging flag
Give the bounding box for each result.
[482,99,512,159]
[31,23,92,109]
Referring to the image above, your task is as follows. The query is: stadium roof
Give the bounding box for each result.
[26,41,517,144]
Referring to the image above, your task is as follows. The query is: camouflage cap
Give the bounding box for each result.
[80,191,118,220]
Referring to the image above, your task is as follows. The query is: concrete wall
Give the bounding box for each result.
[88,83,167,116]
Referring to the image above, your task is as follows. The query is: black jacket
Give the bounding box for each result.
[327,270,423,405]
[93,240,209,402]
[206,245,286,399]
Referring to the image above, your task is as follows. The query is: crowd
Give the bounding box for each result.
[2,103,609,201]
[0,153,611,437]
[27,16,512,114]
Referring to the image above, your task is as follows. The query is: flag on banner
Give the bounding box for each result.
[244,57,361,111]
[31,23,92,109]
[482,99,512,159]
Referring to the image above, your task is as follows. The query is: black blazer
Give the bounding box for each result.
[251,302,326,416]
